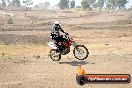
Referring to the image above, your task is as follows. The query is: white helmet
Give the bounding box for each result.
[54,21,60,25]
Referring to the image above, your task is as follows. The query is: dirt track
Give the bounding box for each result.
[0,10,132,88]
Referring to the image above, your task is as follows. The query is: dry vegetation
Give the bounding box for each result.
[0,9,132,88]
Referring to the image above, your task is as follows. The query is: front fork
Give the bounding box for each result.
[72,41,77,48]
[72,42,83,54]
[72,42,81,52]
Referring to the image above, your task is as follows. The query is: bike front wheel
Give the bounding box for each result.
[73,45,89,60]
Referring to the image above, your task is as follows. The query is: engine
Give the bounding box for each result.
[61,48,70,55]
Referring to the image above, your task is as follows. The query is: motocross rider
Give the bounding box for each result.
[50,21,69,52]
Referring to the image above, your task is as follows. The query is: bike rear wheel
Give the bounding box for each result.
[49,49,61,61]
[73,45,89,60]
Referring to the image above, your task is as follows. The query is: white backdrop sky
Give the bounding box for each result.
[20,0,132,8]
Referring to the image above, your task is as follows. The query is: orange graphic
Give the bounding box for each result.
[77,65,86,75]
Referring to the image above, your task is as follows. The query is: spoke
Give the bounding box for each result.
[51,50,60,60]
[75,47,87,59]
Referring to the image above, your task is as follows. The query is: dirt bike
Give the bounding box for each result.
[47,34,89,61]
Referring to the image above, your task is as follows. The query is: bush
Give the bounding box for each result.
[36,55,40,59]
[76,6,81,8]
[128,7,132,11]
[8,18,13,24]
[1,53,5,57]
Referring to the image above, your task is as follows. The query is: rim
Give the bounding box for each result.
[75,47,87,60]
[50,50,60,60]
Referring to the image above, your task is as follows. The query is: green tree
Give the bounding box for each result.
[7,0,11,6]
[117,0,127,9]
[106,0,128,10]
[23,0,33,10]
[44,2,50,9]
[94,0,105,11]
[58,0,69,9]
[12,0,20,7]
[81,0,90,9]
[70,0,75,8]
[106,0,117,11]
[88,0,96,6]
[33,2,50,10]
[81,0,96,9]
[23,0,33,6]
[1,0,6,7]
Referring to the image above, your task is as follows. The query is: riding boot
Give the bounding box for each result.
[57,46,61,52]
[55,43,61,52]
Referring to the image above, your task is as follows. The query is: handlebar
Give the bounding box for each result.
[63,34,72,40]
